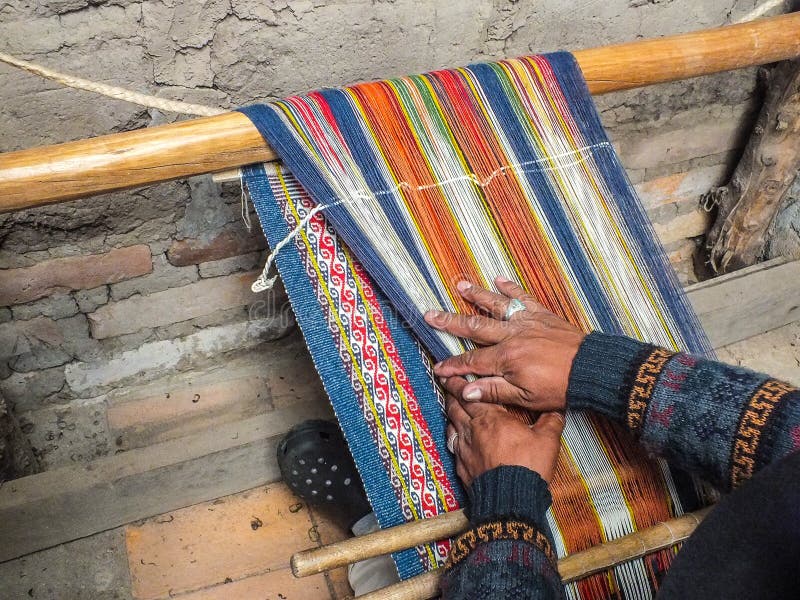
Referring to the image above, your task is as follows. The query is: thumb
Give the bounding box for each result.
[531,412,565,439]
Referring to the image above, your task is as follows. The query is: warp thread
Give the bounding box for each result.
[251,142,611,292]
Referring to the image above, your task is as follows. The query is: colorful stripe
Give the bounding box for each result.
[241,50,714,594]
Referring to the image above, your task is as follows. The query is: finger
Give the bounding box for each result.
[455,281,512,321]
[446,423,459,454]
[459,399,507,419]
[445,393,472,433]
[425,310,509,345]
[461,376,532,408]
[440,375,468,398]
[494,276,548,314]
[531,412,566,439]
[434,345,503,378]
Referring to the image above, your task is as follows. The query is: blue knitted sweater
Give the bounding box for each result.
[440,332,800,599]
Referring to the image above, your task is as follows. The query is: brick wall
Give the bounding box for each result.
[0,0,793,472]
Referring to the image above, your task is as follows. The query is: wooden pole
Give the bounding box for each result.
[1,13,800,213]
[354,507,712,600]
[292,509,469,578]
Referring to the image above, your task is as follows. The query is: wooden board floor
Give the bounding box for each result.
[125,482,353,600]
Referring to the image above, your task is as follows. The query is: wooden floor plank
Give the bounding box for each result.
[169,568,331,600]
[686,258,800,348]
[0,400,333,563]
[126,484,321,599]
[309,505,355,599]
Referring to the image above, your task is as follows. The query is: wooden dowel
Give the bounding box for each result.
[1,13,799,213]
[292,509,469,577]
[356,507,713,600]
[358,570,440,600]
[0,112,274,213]
[557,507,712,582]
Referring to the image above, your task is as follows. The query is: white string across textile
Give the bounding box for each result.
[251,143,612,292]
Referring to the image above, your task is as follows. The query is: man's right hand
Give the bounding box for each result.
[424,277,585,413]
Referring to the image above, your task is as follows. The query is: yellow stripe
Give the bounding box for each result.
[346,247,443,567]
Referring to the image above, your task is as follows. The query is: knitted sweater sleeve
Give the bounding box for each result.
[440,466,565,600]
[568,332,800,491]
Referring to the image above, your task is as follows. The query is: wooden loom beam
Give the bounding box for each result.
[1,12,800,213]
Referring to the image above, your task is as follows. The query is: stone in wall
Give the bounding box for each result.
[10,294,80,322]
[109,254,198,302]
[90,271,265,339]
[74,286,110,314]
[65,315,295,398]
[167,228,268,267]
[0,367,67,414]
[198,251,263,278]
[0,246,153,306]
[1,314,98,372]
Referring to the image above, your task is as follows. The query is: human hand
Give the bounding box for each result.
[444,376,564,486]
[425,277,585,412]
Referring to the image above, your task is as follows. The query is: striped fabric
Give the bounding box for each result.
[241,51,715,597]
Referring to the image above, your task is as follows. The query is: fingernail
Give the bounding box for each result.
[464,388,482,401]
[425,311,444,328]
[495,276,510,284]
[456,280,471,292]
[434,362,442,370]
[438,377,448,385]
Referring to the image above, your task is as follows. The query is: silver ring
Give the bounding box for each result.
[447,431,459,454]
[504,298,527,321]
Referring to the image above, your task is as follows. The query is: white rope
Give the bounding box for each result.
[251,201,342,292]
[250,144,610,293]
[0,51,224,116]
[239,170,253,233]
[734,0,785,23]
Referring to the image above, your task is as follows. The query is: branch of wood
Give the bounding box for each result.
[704,58,800,273]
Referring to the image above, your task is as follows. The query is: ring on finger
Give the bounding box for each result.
[504,298,527,321]
[447,431,459,454]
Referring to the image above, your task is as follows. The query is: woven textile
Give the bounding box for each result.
[241,51,714,597]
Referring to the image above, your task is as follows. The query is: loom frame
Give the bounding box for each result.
[1,13,800,212]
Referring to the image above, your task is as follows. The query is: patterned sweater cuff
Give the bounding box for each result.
[566,331,650,421]
[468,465,552,529]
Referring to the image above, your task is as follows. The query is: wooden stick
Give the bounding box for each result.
[704,58,800,273]
[0,112,274,213]
[2,13,799,213]
[355,507,712,600]
[292,509,469,577]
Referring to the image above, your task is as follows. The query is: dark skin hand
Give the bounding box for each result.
[424,277,586,485]
[442,379,565,486]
